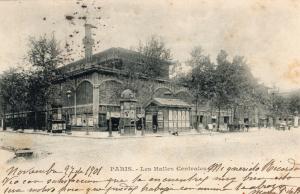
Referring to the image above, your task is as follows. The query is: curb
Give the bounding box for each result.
[0,130,212,140]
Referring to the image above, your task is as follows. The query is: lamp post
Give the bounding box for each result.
[294,111,299,128]
[84,112,89,135]
[66,90,72,134]
[141,107,145,136]
[108,111,113,137]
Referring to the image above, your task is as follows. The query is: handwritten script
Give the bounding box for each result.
[1,159,300,194]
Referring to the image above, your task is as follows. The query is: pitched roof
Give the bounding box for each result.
[60,47,172,71]
[146,98,191,108]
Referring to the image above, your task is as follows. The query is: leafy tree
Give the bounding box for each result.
[179,48,258,131]
[0,68,28,130]
[138,35,171,61]
[117,35,173,104]
[27,35,62,104]
[136,35,172,78]
[229,56,256,123]
[26,34,63,130]
[213,51,258,130]
[271,94,289,120]
[213,50,236,130]
[177,47,215,130]
[287,92,300,115]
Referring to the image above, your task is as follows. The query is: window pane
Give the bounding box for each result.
[169,110,172,121]
[77,116,82,126]
[163,109,168,121]
[173,121,177,128]
[182,111,186,120]
[173,110,177,120]
[88,116,93,126]
[178,121,182,128]
[178,111,182,121]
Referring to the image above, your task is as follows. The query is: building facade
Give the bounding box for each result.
[51,47,193,133]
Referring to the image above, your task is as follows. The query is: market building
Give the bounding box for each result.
[49,24,193,134]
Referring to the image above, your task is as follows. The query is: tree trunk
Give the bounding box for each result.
[34,110,37,131]
[12,107,16,130]
[45,102,48,132]
[109,115,112,137]
[195,97,199,131]
[272,115,277,129]
[141,116,144,136]
[233,104,237,124]
[3,105,6,130]
[217,105,221,131]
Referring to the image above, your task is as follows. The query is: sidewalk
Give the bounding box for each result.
[0,128,215,140]
[1,127,291,140]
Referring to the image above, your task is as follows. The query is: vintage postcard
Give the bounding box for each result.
[0,0,300,194]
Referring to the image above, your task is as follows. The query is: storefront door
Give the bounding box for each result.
[152,114,158,133]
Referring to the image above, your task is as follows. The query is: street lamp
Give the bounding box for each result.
[66,90,72,134]
[109,111,112,137]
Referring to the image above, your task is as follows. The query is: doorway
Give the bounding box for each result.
[152,114,158,133]
[107,117,120,131]
[224,116,229,124]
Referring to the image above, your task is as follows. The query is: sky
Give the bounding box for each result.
[0,0,300,91]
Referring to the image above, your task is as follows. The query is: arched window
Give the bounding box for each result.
[153,87,173,98]
[76,81,93,105]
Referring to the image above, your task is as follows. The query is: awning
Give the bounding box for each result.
[145,98,191,108]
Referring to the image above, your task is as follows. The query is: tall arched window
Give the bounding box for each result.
[76,81,93,105]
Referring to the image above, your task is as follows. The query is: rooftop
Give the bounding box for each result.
[60,47,172,73]
[146,98,191,108]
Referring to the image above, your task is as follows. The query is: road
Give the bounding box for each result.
[0,128,299,165]
[0,128,299,194]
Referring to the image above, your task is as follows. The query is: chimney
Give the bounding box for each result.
[82,23,97,63]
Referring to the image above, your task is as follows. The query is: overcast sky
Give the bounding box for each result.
[0,0,300,91]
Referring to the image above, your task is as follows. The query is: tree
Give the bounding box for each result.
[287,92,300,115]
[26,34,63,130]
[0,68,28,130]
[136,35,172,78]
[118,36,173,104]
[177,47,215,130]
[229,56,256,124]
[213,50,235,130]
[179,48,258,131]
[214,51,259,130]
[271,94,289,120]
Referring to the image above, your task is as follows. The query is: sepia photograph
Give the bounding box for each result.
[0,0,300,193]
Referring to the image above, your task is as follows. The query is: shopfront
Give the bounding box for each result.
[144,98,191,133]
